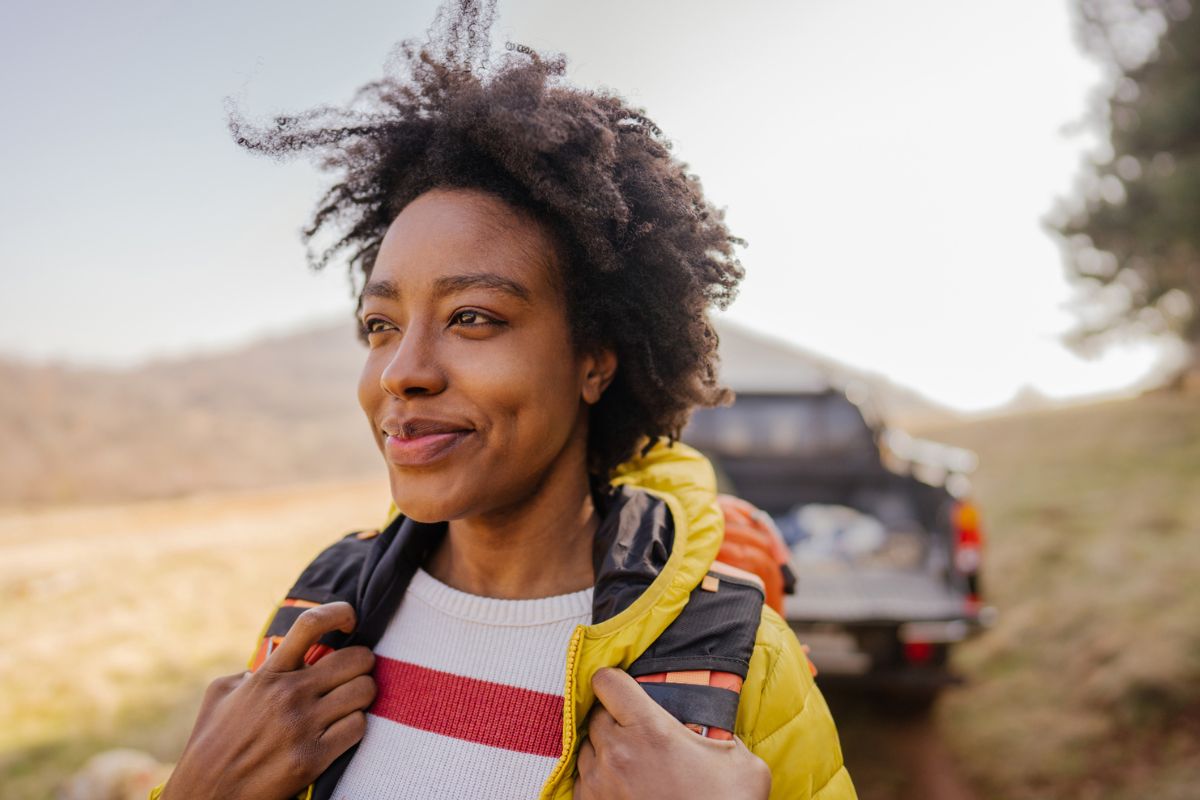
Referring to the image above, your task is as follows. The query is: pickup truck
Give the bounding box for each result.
[683,385,991,711]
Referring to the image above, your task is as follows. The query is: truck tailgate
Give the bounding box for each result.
[785,568,968,623]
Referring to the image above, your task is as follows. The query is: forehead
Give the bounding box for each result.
[369,188,562,296]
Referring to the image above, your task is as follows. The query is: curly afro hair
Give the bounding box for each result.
[229,0,744,480]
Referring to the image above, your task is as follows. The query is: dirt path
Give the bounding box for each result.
[890,713,977,800]
[822,690,979,800]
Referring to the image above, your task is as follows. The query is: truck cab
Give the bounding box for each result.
[684,386,991,711]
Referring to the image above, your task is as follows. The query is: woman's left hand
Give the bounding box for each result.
[576,668,771,800]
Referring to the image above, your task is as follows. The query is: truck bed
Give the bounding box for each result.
[785,567,969,624]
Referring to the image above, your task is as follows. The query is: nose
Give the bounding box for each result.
[378,322,448,398]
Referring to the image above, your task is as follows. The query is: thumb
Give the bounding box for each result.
[591,668,674,728]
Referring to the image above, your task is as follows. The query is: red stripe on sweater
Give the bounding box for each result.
[369,657,564,758]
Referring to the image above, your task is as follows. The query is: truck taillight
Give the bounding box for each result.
[903,641,935,664]
[952,500,985,609]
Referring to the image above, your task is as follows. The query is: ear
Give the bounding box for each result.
[580,347,618,405]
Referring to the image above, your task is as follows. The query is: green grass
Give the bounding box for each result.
[917,390,1200,800]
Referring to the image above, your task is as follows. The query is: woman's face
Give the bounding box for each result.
[357,188,613,523]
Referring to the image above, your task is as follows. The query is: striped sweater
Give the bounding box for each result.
[331,568,592,799]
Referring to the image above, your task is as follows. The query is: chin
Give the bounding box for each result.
[387,471,473,523]
[395,502,458,524]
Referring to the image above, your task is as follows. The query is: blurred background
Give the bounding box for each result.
[2,0,1198,798]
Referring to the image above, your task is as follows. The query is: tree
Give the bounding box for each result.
[1050,0,1200,386]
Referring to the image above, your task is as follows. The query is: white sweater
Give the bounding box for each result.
[331,568,593,800]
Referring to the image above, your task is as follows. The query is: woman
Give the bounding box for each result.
[156,3,855,798]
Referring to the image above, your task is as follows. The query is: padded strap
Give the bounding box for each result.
[638,682,741,732]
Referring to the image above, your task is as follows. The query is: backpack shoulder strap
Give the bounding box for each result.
[628,563,765,738]
[247,529,382,671]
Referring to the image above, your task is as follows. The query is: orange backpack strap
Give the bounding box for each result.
[629,560,765,738]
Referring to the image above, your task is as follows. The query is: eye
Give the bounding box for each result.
[360,317,396,337]
[450,309,500,327]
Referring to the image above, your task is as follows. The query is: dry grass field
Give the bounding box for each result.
[2,389,1197,799]
[0,477,390,799]
[920,390,1200,800]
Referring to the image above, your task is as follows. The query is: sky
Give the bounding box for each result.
[0,0,1177,411]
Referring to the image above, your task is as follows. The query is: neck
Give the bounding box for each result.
[424,435,598,600]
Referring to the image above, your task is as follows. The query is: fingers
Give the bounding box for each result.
[590,667,672,729]
[319,710,368,758]
[735,739,773,796]
[576,738,597,800]
[578,737,597,774]
[307,645,375,693]
[315,673,377,728]
[195,671,249,727]
[204,670,249,699]
[264,602,357,673]
[585,704,619,755]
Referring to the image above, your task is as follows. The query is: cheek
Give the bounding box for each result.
[469,337,583,449]
[357,350,386,424]
[357,360,374,411]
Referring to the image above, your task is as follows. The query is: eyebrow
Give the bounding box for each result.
[360,273,532,304]
[434,272,531,302]
[360,279,401,302]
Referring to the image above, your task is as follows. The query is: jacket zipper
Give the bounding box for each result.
[540,624,585,798]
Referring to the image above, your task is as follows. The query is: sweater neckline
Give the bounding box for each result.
[407,568,594,627]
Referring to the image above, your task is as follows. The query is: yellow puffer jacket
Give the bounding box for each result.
[544,440,856,799]
[152,440,855,800]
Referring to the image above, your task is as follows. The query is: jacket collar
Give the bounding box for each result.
[367,437,722,630]
[590,438,724,631]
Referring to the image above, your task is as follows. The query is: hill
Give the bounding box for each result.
[0,321,379,507]
[0,317,958,507]
[916,390,1200,799]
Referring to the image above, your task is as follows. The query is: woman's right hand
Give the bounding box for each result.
[160,602,376,800]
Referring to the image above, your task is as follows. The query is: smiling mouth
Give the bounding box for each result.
[390,419,471,439]
[382,425,473,467]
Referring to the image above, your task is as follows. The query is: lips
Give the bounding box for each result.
[380,416,474,467]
